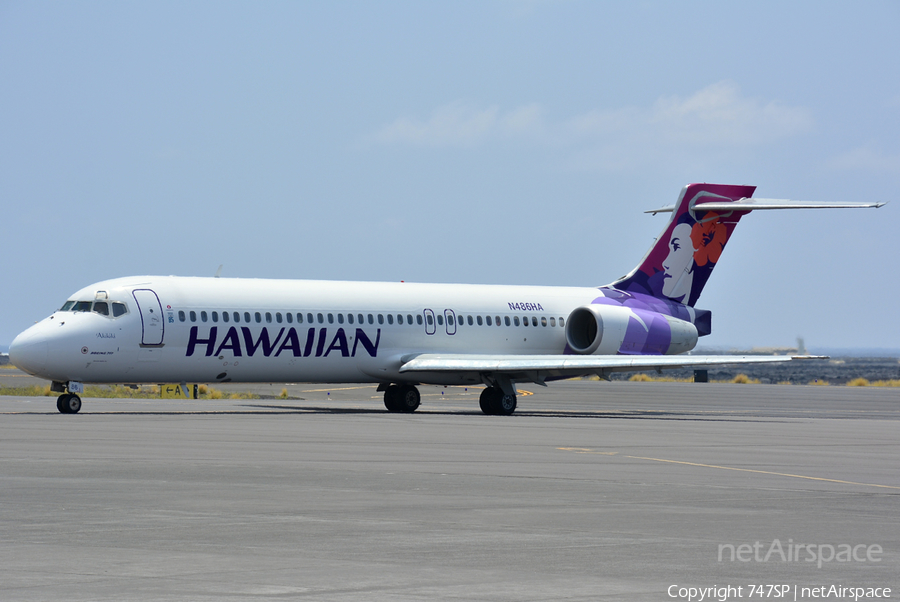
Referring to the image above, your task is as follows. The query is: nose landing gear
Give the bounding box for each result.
[56,393,82,414]
[53,381,84,413]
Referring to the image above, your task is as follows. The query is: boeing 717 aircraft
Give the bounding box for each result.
[10,183,884,414]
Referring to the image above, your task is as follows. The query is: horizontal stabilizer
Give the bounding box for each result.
[646,198,887,214]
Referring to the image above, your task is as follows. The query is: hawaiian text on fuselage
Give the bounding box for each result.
[186,327,381,358]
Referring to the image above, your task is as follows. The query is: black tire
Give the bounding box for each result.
[497,392,517,415]
[384,385,403,412]
[57,394,71,414]
[398,385,420,413]
[66,394,82,414]
[479,387,516,415]
[479,387,499,415]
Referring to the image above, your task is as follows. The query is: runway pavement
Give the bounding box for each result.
[1,380,897,601]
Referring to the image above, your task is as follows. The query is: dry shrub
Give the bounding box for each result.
[731,374,760,384]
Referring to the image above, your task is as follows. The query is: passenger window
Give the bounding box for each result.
[368,314,374,324]
[276,312,282,323]
[426,314,433,326]
[417,315,423,325]
[437,315,444,326]
[378,314,384,325]
[285,313,291,323]
[467,315,474,326]
[476,316,483,326]
[495,316,501,326]
[212,311,219,323]
[317,313,324,324]
[541,317,547,327]
[244,312,251,323]
[179,310,186,322]
[265,312,272,323]
[359,314,365,324]
[514,316,520,326]
[397,314,403,325]
[328,313,334,324]
[190,311,197,322]
[233,312,240,323]
[347,314,354,324]
[550,317,556,327]
[337,314,344,324]
[446,314,453,326]
[93,302,109,316]
[61,301,76,311]
[201,311,208,323]
[307,313,314,323]
[387,314,394,325]
[407,314,413,325]
[223,311,230,323]
[73,301,92,312]
[532,317,538,327]
[504,316,511,326]
[295,313,302,324]
[522,316,528,327]
[255,312,262,323]
[559,317,565,327]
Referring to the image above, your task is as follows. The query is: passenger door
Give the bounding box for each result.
[132,289,165,346]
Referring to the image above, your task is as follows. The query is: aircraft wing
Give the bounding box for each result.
[399,354,825,384]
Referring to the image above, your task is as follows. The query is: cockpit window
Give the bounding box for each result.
[59,299,128,317]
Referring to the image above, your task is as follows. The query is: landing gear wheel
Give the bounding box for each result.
[497,392,517,415]
[384,385,402,412]
[479,387,499,415]
[384,385,420,413]
[397,385,420,413]
[57,393,82,414]
[479,387,516,416]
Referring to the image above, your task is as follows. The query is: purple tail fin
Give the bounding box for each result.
[612,183,756,307]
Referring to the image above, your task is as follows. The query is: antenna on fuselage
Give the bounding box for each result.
[214,265,223,278]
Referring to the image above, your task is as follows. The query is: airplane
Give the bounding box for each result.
[9,183,885,415]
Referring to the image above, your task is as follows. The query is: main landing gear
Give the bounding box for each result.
[56,393,82,414]
[479,386,517,416]
[383,384,421,413]
[379,382,518,415]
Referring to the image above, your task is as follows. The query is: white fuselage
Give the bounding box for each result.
[12,276,607,387]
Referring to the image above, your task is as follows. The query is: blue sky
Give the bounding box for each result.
[2,1,898,350]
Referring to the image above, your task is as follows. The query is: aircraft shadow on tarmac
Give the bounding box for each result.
[239,404,789,421]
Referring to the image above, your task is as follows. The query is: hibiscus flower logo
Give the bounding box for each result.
[690,214,727,267]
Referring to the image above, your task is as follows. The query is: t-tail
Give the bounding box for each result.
[610,183,886,307]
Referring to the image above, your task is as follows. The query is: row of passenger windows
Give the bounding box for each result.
[178,309,566,328]
[59,300,128,317]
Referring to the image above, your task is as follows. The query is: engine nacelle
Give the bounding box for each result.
[565,304,698,355]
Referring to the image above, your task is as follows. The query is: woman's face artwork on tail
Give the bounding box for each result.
[661,222,695,301]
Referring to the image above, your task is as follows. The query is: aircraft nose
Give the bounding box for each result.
[9,328,49,375]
